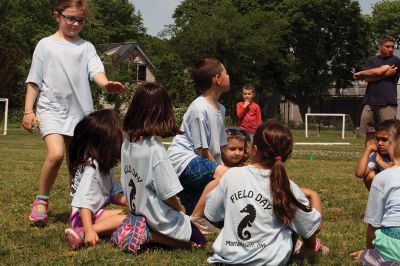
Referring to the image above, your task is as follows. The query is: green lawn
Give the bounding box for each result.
[0,126,367,265]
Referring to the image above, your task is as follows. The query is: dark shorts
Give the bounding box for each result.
[360,105,397,133]
[178,157,218,215]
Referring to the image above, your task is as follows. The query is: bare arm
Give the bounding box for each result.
[22,83,39,133]
[80,208,99,246]
[355,141,376,178]
[354,65,397,82]
[92,72,126,93]
[375,153,391,170]
[164,195,186,213]
[196,148,216,161]
[112,192,128,207]
[301,188,323,232]
[366,224,377,249]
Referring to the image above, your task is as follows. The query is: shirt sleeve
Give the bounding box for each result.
[255,104,262,126]
[87,42,105,80]
[367,152,377,171]
[152,159,183,201]
[189,110,210,150]
[288,182,321,239]
[26,42,44,88]
[205,183,225,223]
[71,166,103,213]
[236,102,246,120]
[364,178,385,227]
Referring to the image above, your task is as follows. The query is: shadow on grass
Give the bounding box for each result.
[49,211,70,224]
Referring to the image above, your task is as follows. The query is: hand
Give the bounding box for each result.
[243,100,251,108]
[350,250,364,262]
[84,229,99,246]
[105,81,126,93]
[22,113,37,133]
[386,65,398,77]
[353,72,362,80]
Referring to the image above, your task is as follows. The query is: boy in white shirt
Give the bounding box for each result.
[168,58,229,228]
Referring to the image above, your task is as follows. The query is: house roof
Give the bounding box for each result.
[97,41,156,70]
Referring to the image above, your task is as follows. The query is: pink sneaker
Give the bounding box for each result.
[29,199,48,223]
[65,227,85,249]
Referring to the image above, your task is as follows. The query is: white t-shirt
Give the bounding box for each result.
[121,136,192,242]
[26,35,104,137]
[364,166,400,228]
[167,96,227,176]
[71,160,123,213]
[205,166,321,265]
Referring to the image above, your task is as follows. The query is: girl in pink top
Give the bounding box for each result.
[236,84,262,134]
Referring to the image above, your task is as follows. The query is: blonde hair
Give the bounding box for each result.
[54,0,89,17]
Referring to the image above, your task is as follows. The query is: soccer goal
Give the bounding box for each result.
[305,113,354,139]
[0,98,9,135]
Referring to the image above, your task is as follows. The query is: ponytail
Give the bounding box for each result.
[254,122,311,226]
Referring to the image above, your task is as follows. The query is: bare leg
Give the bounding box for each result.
[92,210,126,236]
[63,136,72,186]
[38,134,66,196]
[190,165,228,219]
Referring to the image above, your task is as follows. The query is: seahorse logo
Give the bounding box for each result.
[128,179,136,212]
[237,204,256,241]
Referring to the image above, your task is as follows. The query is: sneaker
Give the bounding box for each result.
[111,214,149,254]
[65,227,85,249]
[295,238,330,256]
[29,199,48,223]
[191,217,221,235]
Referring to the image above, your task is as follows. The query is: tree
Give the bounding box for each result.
[278,0,369,120]
[370,0,400,41]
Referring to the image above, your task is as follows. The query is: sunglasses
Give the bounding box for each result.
[226,128,250,138]
[59,12,87,25]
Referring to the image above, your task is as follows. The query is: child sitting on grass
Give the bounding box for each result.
[351,123,400,265]
[221,128,251,167]
[355,119,400,190]
[64,109,128,249]
[116,82,205,253]
[205,121,328,265]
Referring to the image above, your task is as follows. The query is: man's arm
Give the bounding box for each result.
[353,65,397,82]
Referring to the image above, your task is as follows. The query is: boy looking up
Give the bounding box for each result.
[168,58,229,232]
[236,84,262,135]
[355,119,400,190]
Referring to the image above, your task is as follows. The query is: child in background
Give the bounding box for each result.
[120,82,205,252]
[205,121,328,265]
[351,123,400,265]
[64,110,128,249]
[355,119,400,190]
[236,84,262,135]
[22,0,125,224]
[221,128,251,167]
[167,58,229,230]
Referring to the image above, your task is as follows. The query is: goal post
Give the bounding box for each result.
[0,98,8,135]
[305,113,348,139]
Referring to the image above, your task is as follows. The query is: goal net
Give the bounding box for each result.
[305,113,354,139]
[0,98,9,135]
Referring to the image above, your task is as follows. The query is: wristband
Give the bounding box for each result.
[24,111,34,116]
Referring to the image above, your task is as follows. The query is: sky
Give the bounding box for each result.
[132,0,379,37]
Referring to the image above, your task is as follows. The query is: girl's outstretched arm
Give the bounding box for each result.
[22,83,39,133]
[80,208,99,246]
[93,72,126,93]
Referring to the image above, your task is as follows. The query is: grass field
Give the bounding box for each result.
[0,126,368,265]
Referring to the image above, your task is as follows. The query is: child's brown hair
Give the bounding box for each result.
[192,58,223,93]
[123,82,181,141]
[242,84,255,94]
[222,128,251,167]
[54,0,89,16]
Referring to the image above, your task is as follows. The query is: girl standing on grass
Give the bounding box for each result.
[117,82,205,253]
[22,0,125,224]
[205,121,329,265]
[351,124,400,265]
[64,109,127,249]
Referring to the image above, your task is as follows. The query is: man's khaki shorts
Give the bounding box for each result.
[360,105,397,133]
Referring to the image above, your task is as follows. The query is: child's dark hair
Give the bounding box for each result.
[242,84,255,94]
[376,119,400,133]
[253,121,311,225]
[68,109,123,177]
[123,82,181,141]
[54,0,89,17]
[192,58,223,93]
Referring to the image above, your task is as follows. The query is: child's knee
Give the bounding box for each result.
[46,151,64,165]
